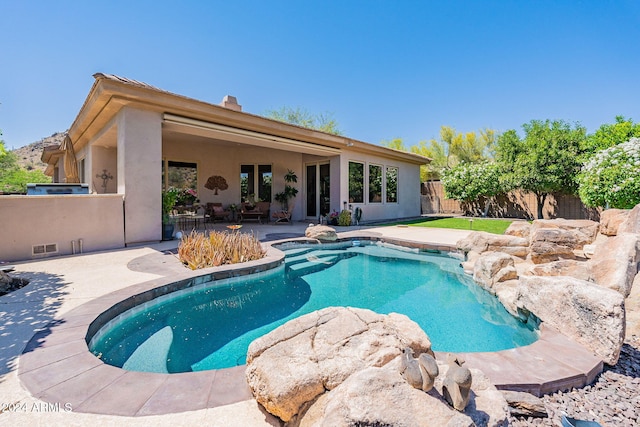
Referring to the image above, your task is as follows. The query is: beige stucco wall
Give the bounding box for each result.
[0,195,125,262]
[162,137,318,220]
[339,150,421,222]
[91,146,118,194]
[117,108,163,244]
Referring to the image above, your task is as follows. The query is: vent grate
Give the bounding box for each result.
[32,243,58,256]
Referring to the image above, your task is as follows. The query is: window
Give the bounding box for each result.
[348,161,364,203]
[386,166,398,203]
[368,164,382,203]
[164,161,197,191]
[241,164,272,202]
[240,165,254,202]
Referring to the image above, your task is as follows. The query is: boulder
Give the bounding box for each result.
[530,219,599,247]
[473,252,518,293]
[589,232,640,297]
[245,307,433,422]
[504,221,531,239]
[305,225,337,241]
[527,260,592,282]
[291,362,508,427]
[599,208,629,236]
[618,203,640,234]
[529,228,581,264]
[501,390,548,418]
[625,273,640,341]
[512,276,625,365]
[457,231,529,258]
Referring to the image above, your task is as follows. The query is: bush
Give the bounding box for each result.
[577,137,640,208]
[177,230,265,269]
[338,209,352,226]
[441,162,503,203]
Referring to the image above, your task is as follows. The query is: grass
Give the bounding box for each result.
[387,217,514,234]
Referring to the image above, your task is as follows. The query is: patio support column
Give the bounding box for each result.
[116,107,163,244]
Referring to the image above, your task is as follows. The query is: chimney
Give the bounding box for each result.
[219,95,242,111]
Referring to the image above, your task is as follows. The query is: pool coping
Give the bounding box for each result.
[18,236,604,416]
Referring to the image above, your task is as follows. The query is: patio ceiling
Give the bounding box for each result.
[162,114,342,156]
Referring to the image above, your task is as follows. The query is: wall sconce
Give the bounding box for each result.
[343,201,347,210]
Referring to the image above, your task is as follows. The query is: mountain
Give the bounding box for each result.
[10,131,67,173]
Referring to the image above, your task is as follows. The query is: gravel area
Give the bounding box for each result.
[509,335,640,427]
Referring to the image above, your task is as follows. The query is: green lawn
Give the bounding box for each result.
[386,217,514,234]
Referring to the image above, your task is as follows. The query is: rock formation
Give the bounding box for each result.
[246,307,508,426]
[456,204,640,365]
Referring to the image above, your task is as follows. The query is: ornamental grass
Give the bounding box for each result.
[177,230,266,270]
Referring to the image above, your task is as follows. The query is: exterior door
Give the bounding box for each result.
[305,163,330,219]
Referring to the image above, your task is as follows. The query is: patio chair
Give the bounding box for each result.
[272,205,293,224]
[205,203,231,223]
[255,201,271,222]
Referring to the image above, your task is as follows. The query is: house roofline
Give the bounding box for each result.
[66,73,430,165]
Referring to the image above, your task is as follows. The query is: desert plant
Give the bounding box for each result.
[177,230,265,269]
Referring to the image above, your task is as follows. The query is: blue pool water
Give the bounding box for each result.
[89,242,538,373]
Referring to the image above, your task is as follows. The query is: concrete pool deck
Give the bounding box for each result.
[0,222,603,425]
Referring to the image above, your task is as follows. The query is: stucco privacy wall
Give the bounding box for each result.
[117,108,162,244]
[340,152,421,221]
[0,195,124,262]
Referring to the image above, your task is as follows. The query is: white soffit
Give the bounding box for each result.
[163,114,341,156]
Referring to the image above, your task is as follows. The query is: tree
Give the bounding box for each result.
[380,138,407,151]
[411,126,497,181]
[441,161,503,216]
[495,119,587,219]
[0,129,51,193]
[577,137,640,209]
[583,116,640,153]
[264,107,342,135]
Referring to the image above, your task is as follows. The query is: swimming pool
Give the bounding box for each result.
[88,240,538,373]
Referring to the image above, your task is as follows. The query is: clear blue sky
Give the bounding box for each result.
[1,0,639,149]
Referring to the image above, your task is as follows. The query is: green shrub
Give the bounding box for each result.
[338,209,352,226]
[577,137,640,208]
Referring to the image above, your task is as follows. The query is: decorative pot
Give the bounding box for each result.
[162,223,175,240]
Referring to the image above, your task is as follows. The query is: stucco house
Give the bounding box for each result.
[2,73,428,261]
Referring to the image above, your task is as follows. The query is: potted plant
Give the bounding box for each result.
[274,169,299,211]
[162,188,178,240]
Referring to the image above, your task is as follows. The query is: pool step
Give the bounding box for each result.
[286,252,357,277]
[285,249,346,267]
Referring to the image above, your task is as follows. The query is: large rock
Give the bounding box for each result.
[501,390,548,418]
[510,276,625,365]
[589,233,640,297]
[245,307,433,422]
[504,221,531,239]
[305,225,337,241]
[625,273,640,341]
[292,362,508,427]
[529,228,581,264]
[527,259,592,282]
[457,231,529,258]
[473,251,518,292]
[618,203,640,234]
[530,219,599,247]
[599,208,629,236]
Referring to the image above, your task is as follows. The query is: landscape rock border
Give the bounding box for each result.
[457,203,640,365]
